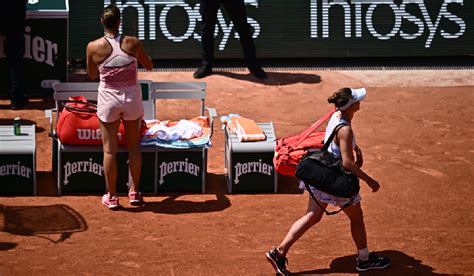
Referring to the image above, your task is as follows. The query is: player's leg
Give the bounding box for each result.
[122,117,142,196]
[266,195,326,274]
[343,202,390,271]
[99,119,121,209]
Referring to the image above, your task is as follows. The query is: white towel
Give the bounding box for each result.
[144,120,202,141]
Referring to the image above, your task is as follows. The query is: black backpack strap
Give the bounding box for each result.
[321,123,347,152]
[304,181,356,216]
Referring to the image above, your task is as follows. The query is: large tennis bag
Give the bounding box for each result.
[274,109,335,176]
[56,96,128,145]
[295,123,360,198]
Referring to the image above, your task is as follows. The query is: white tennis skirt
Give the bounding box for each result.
[299,180,361,207]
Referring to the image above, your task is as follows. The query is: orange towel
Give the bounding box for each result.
[228,117,266,142]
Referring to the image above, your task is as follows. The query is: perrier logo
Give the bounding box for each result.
[0,25,58,67]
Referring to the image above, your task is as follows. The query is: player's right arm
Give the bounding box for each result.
[123,36,153,71]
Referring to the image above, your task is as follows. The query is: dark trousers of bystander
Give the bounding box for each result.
[199,0,258,67]
[1,0,27,109]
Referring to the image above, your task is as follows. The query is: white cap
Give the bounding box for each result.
[338,88,367,111]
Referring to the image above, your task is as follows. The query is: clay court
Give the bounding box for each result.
[0,69,473,275]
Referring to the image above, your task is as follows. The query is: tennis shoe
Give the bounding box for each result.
[129,191,144,206]
[102,193,120,210]
[193,65,212,79]
[356,252,390,272]
[266,247,290,275]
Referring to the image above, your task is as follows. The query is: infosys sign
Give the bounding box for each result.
[103,0,261,51]
[68,0,473,59]
[309,0,466,48]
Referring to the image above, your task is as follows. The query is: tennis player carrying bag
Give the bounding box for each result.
[295,123,360,214]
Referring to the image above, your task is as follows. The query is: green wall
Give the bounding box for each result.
[69,0,474,59]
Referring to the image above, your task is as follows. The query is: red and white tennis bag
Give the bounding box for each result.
[274,109,336,176]
[56,96,128,145]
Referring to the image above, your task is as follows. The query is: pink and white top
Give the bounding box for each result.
[96,34,143,123]
[98,35,137,89]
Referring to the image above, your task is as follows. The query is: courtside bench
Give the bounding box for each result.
[47,81,216,194]
[47,81,156,194]
[0,125,37,195]
[224,122,277,193]
[56,144,156,194]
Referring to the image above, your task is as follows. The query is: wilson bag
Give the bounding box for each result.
[56,96,127,145]
[295,123,360,199]
[274,109,336,176]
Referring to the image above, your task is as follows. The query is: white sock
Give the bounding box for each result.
[358,247,369,262]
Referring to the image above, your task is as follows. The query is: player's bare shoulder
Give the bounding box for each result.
[338,124,353,139]
[122,35,139,44]
[122,35,141,55]
[87,37,107,53]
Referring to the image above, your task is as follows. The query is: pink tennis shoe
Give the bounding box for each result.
[102,193,120,209]
[129,191,144,206]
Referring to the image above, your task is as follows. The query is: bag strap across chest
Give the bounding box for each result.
[321,123,348,152]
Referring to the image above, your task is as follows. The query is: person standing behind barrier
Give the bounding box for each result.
[0,0,28,110]
[265,88,390,274]
[193,0,267,79]
[86,4,153,209]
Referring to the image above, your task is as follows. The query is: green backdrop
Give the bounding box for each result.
[1,0,472,95]
[69,0,474,60]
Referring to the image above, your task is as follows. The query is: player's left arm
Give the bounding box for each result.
[86,42,99,80]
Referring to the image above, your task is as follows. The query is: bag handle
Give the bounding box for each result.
[62,100,97,114]
[321,123,347,152]
[304,181,356,216]
[292,109,336,148]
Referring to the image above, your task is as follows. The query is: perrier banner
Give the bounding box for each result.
[0,0,68,95]
[68,0,473,60]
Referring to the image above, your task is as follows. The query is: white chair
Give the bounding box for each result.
[150,82,217,193]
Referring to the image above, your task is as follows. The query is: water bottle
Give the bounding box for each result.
[13,117,21,135]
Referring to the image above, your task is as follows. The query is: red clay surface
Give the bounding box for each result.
[0,69,473,275]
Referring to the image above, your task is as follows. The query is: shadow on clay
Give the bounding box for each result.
[214,71,321,86]
[291,250,447,275]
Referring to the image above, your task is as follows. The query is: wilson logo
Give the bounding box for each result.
[76,129,123,141]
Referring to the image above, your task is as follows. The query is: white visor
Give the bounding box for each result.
[338,88,367,111]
